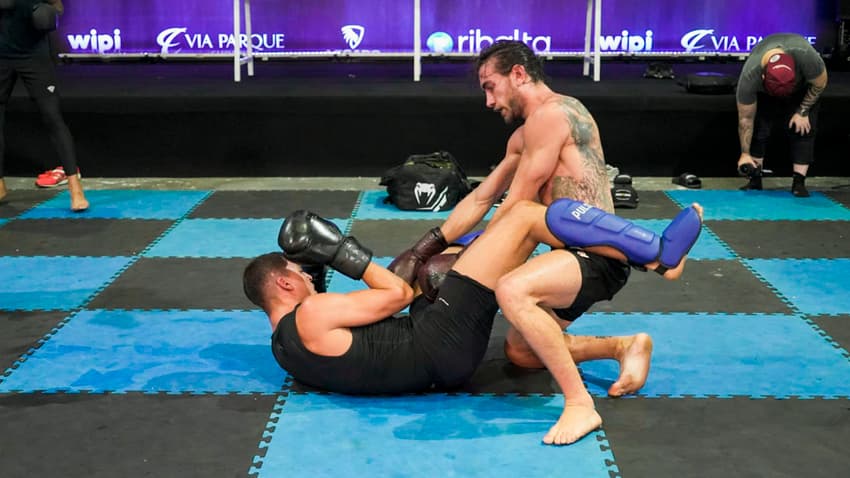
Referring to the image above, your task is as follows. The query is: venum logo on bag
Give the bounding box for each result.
[380,151,472,212]
[414,183,449,211]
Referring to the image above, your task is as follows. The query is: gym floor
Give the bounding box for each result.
[1,176,848,478]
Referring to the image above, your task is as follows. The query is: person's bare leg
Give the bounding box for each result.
[496,250,601,446]
[67,173,88,212]
[567,332,653,396]
[0,177,7,202]
[451,201,554,289]
[506,325,653,397]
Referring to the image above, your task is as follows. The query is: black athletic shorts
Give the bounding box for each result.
[552,248,630,322]
[0,54,58,104]
[411,270,499,389]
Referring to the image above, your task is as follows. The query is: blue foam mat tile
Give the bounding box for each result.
[0,219,7,228]
[570,313,850,398]
[666,190,850,220]
[354,190,496,220]
[0,256,134,311]
[744,259,850,315]
[0,309,288,394]
[145,218,349,258]
[634,219,733,260]
[252,393,617,478]
[19,190,211,219]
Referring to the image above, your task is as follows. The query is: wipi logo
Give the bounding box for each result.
[66,29,122,53]
[341,25,365,49]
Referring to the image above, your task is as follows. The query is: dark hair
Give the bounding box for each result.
[243,252,288,309]
[475,40,545,82]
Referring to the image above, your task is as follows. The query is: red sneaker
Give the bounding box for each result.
[36,167,80,188]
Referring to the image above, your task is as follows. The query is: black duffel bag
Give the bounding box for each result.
[380,151,473,212]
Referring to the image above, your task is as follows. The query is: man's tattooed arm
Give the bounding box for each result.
[737,102,757,154]
[797,70,828,117]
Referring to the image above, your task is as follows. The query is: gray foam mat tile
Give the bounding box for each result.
[349,219,454,256]
[189,190,360,218]
[0,219,174,256]
[593,260,794,314]
[810,315,850,357]
[823,189,850,208]
[596,396,850,478]
[0,392,277,478]
[614,191,686,219]
[0,189,61,219]
[706,220,850,258]
[0,311,69,373]
[87,257,254,310]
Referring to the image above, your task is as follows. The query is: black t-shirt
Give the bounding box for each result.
[0,0,50,58]
[271,305,434,394]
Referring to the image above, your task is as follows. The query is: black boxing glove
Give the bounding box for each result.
[32,3,59,32]
[278,210,372,280]
[388,227,448,285]
[416,253,459,302]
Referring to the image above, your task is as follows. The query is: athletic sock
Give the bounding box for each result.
[791,173,810,198]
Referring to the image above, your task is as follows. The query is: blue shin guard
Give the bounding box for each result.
[546,198,659,265]
[545,198,701,274]
[655,205,702,274]
[450,229,483,247]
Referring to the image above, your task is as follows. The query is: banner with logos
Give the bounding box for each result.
[55,0,831,56]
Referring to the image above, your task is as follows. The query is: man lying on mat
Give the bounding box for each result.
[242,199,702,445]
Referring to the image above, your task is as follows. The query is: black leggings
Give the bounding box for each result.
[750,90,820,166]
[0,55,77,176]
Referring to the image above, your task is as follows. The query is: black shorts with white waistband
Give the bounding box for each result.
[552,248,631,322]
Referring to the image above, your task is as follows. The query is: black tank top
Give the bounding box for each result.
[271,306,434,394]
[0,1,50,58]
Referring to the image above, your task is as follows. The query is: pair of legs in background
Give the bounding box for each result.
[742,90,818,197]
[451,199,703,445]
[0,54,88,211]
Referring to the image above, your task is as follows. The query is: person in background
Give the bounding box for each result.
[0,0,88,210]
[735,33,827,197]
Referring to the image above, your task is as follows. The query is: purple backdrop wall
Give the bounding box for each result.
[55,0,833,55]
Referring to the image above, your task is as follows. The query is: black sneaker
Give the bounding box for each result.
[740,175,762,190]
[791,173,810,198]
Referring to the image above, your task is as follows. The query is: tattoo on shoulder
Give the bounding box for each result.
[558,97,594,146]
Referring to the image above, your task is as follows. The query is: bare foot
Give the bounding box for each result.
[0,178,7,203]
[67,174,89,212]
[648,203,704,280]
[543,402,602,446]
[608,333,653,397]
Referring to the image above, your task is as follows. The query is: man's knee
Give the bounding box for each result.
[495,272,534,316]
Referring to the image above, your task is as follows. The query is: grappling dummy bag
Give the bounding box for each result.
[677,72,737,95]
[380,151,473,212]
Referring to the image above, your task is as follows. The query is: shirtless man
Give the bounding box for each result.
[387,40,691,445]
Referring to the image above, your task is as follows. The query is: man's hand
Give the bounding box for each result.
[737,153,756,172]
[788,113,811,135]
